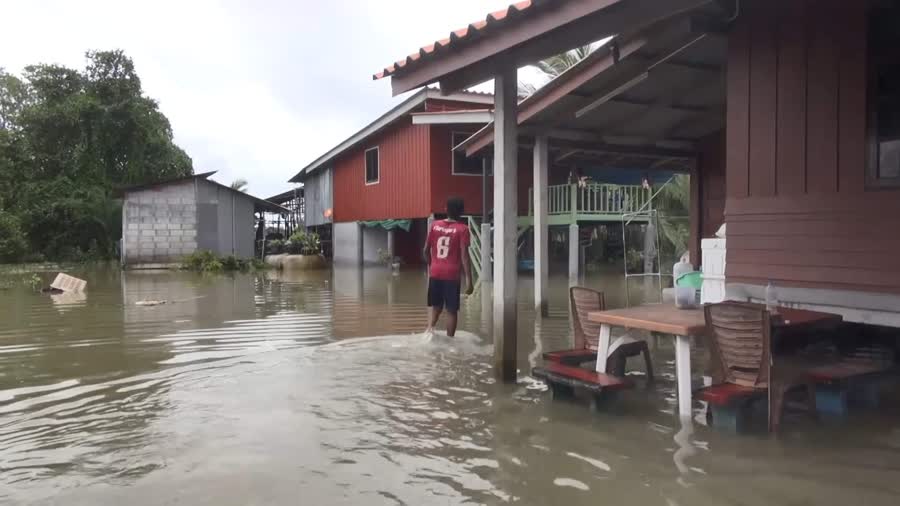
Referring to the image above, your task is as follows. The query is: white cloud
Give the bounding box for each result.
[1,0,536,197]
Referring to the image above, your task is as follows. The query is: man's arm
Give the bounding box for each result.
[422,227,432,265]
[461,233,473,295]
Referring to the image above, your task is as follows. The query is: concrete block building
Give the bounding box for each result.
[121,171,288,268]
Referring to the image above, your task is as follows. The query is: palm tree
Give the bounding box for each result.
[519,44,599,98]
[230,178,248,192]
[653,174,691,265]
[535,45,596,79]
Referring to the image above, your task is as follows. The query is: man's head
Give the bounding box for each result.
[446,197,464,221]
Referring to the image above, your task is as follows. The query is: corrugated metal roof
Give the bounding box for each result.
[117,171,218,195]
[266,188,304,204]
[373,0,539,80]
[120,170,290,214]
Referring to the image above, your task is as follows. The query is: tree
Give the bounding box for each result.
[653,174,691,267]
[535,45,596,80]
[0,50,194,261]
[0,210,27,262]
[231,178,248,192]
[0,69,29,130]
[519,44,600,97]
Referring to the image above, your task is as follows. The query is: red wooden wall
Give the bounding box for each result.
[725,0,900,294]
[690,131,727,267]
[333,98,539,224]
[333,118,431,222]
[428,125,534,217]
[700,131,726,240]
[429,125,491,216]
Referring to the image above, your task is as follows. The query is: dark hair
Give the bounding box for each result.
[447,197,464,220]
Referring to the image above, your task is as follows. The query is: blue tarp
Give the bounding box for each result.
[360,219,412,232]
[581,167,677,186]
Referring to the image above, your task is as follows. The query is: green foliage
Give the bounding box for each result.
[0,51,193,263]
[520,44,599,97]
[625,248,644,273]
[654,175,691,270]
[265,239,285,255]
[535,45,597,79]
[230,178,248,192]
[24,273,42,291]
[0,211,27,262]
[287,231,320,256]
[182,250,223,272]
[181,250,268,273]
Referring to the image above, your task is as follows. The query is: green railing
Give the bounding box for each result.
[527,183,651,217]
[467,216,483,282]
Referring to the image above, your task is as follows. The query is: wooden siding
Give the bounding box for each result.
[690,131,726,267]
[428,124,534,217]
[725,0,900,294]
[332,98,494,223]
[700,131,727,239]
[429,125,492,216]
[333,118,431,222]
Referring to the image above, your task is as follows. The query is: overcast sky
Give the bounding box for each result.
[1,0,547,197]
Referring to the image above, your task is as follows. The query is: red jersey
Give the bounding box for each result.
[427,219,471,281]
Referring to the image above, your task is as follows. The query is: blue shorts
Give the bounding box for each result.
[427,278,461,313]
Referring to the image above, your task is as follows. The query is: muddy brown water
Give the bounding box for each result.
[1,266,899,505]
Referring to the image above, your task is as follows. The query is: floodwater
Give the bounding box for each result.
[1,266,899,505]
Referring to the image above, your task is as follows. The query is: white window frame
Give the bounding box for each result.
[364,147,380,185]
[451,131,489,176]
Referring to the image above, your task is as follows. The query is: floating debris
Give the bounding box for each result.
[135,300,167,307]
[50,273,87,293]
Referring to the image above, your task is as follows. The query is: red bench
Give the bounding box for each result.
[532,362,632,410]
[696,383,766,406]
[694,383,767,433]
[808,362,894,416]
[542,349,597,366]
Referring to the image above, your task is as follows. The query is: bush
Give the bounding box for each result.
[287,231,320,255]
[181,250,267,272]
[625,248,644,273]
[181,250,224,272]
[266,239,285,255]
[0,212,28,263]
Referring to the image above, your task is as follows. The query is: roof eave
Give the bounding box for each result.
[288,89,494,182]
[381,0,714,96]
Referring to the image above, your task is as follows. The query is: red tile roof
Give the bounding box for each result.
[373,0,538,80]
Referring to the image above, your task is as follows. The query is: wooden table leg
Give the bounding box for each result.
[675,334,692,418]
[594,324,611,373]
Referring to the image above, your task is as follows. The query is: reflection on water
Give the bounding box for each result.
[0,266,899,505]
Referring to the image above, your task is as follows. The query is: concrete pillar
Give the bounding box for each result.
[387,229,395,260]
[357,223,364,266]
[493,68,518,383]
[569,223,580,284]
[533,135,549,316]
[481,223,492,283]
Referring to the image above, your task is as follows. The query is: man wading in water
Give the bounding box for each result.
[423,197,474,337]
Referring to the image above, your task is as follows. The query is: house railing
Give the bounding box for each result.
[527,183,651,217]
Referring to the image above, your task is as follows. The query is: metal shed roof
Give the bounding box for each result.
[120,171,290,214]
